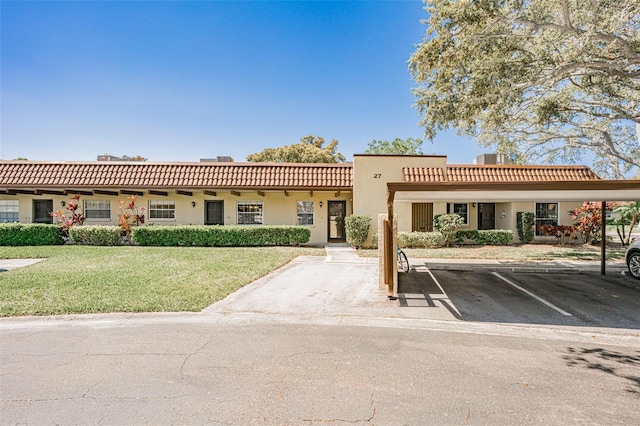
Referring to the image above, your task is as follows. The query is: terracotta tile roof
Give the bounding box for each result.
[0,161,353,190]
[403,165,600,183]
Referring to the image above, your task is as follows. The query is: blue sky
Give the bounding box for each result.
[1,0,484,163]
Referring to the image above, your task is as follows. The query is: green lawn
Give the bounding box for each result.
[0,246,323,317]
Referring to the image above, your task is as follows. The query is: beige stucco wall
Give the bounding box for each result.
[508,201,584,243]
[353,155,447,242]
[0,190,352,245]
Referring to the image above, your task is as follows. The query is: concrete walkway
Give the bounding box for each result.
[0,258,44,271]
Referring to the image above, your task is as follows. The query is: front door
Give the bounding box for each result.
[205,201,224,225]
[327,201,346,242]
[33,199,53,223]
[412,203,433,232]
[478,203,495,230]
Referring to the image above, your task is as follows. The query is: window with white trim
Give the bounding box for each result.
[237,201,263,225]
[0,200,19,223]
[447,203,469,225]
[149,200,175,219]
[296,201,314,226]
[535,202,558,236]
[84,200,111,219]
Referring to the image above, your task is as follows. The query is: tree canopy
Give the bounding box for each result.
[409,0,640,178]
[246,135,346,163]
[365,137,424,155]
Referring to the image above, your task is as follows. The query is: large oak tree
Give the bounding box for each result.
[365,137,424,155]
[409,0,640,178]
[246,135,346,163]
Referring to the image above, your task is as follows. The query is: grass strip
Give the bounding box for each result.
[0,246,323,317]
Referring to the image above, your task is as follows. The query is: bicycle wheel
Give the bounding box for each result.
[398,250,409,273]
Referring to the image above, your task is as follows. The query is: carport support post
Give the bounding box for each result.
[601,201,606,275]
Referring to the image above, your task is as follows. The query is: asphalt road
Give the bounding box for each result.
[2,321,639,425]
[2,249,639,425]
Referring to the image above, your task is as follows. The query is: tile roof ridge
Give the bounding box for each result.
[0,160,352,167]
[447,164,593,169]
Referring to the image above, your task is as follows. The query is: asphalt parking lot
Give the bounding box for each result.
[398,266,640,329]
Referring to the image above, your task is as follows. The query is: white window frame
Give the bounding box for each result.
[296,201,314,226]
[237,201,263,225]
[0,200,19,223]
[535,202,559,236]
[149,200,176,220]
[84,200,111,220]
[447,202,469,225]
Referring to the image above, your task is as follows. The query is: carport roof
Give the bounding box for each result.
[389,180,640,203]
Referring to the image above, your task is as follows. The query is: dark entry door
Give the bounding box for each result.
[33,199,53,223]
[328,201,346,242]
[205,201,224,225]
[478,203,495,230]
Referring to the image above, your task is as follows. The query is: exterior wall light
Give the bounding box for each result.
[191,201,196,208]
[319,201,323,208]
[60,201,66,207]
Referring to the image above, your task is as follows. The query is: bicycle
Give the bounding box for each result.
[397,246,409,273]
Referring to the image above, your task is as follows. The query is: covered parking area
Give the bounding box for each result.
[380,179,640,296]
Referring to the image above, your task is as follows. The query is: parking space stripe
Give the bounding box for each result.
[426,268,462,317]
[492,272,572,316]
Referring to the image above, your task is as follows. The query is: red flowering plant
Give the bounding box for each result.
[117,195,145,243]
[569,202,614,245]
[50,194,86,240]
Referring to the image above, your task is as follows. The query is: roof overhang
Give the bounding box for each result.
[388,180,640,203]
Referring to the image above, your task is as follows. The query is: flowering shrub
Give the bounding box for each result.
[117,195,145,243]
[50,194,85,240]
[570,202,613,245]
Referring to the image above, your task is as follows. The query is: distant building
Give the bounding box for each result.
[200,156,234,163]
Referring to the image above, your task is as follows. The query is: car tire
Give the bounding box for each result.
[628,252,640,280]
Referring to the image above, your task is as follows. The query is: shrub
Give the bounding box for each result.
[70,225,123,246]
[433,213,464,247]
[570,202,613,245]
[398,231,444,248]
[131,225,310,247]
[0,223,64,246]
[455,230,481,244]
[454,229,514,245]
[516,212,535,243]
[117,195,145,244]
[50,194,86,240]
[344,215,371,248]
[478,229,514,245]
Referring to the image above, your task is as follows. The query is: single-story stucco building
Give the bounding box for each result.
[1,154,639,245]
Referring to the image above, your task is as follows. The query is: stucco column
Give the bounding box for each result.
[378,213,398,293]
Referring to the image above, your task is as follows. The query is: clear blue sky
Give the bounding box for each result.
[1,0,484,163]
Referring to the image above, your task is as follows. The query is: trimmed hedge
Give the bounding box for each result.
[398,231,444,248]
[131,225,311,247]
[455,230,481,244]
[70,225,123,246]
[0,223,64,246]
[456,229,514,245]
[478,229,514,245]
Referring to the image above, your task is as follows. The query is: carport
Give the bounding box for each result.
[381,179,640,296]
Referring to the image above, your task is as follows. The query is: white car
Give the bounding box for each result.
[626,238,640,279]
